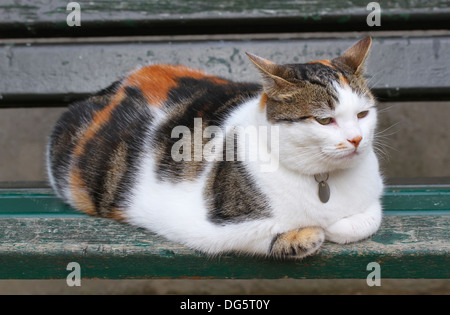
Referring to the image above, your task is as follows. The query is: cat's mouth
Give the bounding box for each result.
[337,148,361,160]
[322,148,360,160]
[342,151,359,158]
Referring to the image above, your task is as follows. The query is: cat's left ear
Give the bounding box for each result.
[333,36,372,74]
[245,52,296,97]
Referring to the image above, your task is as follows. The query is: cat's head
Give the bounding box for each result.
[247,36,377,174]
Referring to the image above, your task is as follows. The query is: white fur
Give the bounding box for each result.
[125,85,383,255]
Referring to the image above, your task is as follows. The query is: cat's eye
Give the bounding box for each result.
[357,110,369,119]
[315,117,333,125]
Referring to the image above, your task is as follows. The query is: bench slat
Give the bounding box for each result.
[0,215,448,279]
[1,36,450,107]
[1,0,449,38]
[1,185,449,216]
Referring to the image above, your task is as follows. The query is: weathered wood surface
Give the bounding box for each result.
[0,184,449,279]
[1,0,449,38]
[1,36,450,106]
[0,215,448,279]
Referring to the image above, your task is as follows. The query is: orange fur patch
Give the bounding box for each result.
[276,227,323,246]
[69,168,96,216]
[338,73,349,86]
[73,65,227,157]
[124,65,228,107]
[259,92,268,112]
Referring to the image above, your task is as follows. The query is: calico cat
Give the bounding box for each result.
[47,36,383,258]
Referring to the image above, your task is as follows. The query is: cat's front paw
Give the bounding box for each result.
[325,211,381,244]
[269,226,324,259]
[325,218,358,244]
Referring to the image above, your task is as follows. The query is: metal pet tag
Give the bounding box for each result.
[318,181,330,203]
[314,173,330,203]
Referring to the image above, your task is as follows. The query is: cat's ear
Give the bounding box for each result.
[246,52,295,96]
[333,36,372,74]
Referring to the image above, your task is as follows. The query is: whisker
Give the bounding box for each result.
[366,69,385,89]
[376,104,396,114]
[375,121,402,138]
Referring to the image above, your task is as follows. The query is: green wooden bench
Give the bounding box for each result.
[0,181,449,279]
[0,0,449,281]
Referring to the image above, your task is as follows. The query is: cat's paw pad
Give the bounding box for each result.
[269,226,324,259]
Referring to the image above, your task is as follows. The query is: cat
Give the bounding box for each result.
[47,36,383,258]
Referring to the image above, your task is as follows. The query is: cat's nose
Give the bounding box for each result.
[347,136,362,148]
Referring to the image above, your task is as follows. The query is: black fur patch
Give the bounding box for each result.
[205,160,270,224]
[153,77,261,182]
[48,82,118,196]
[49,82,153,217]
[287,63,339,89]
[75,86,153,215]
